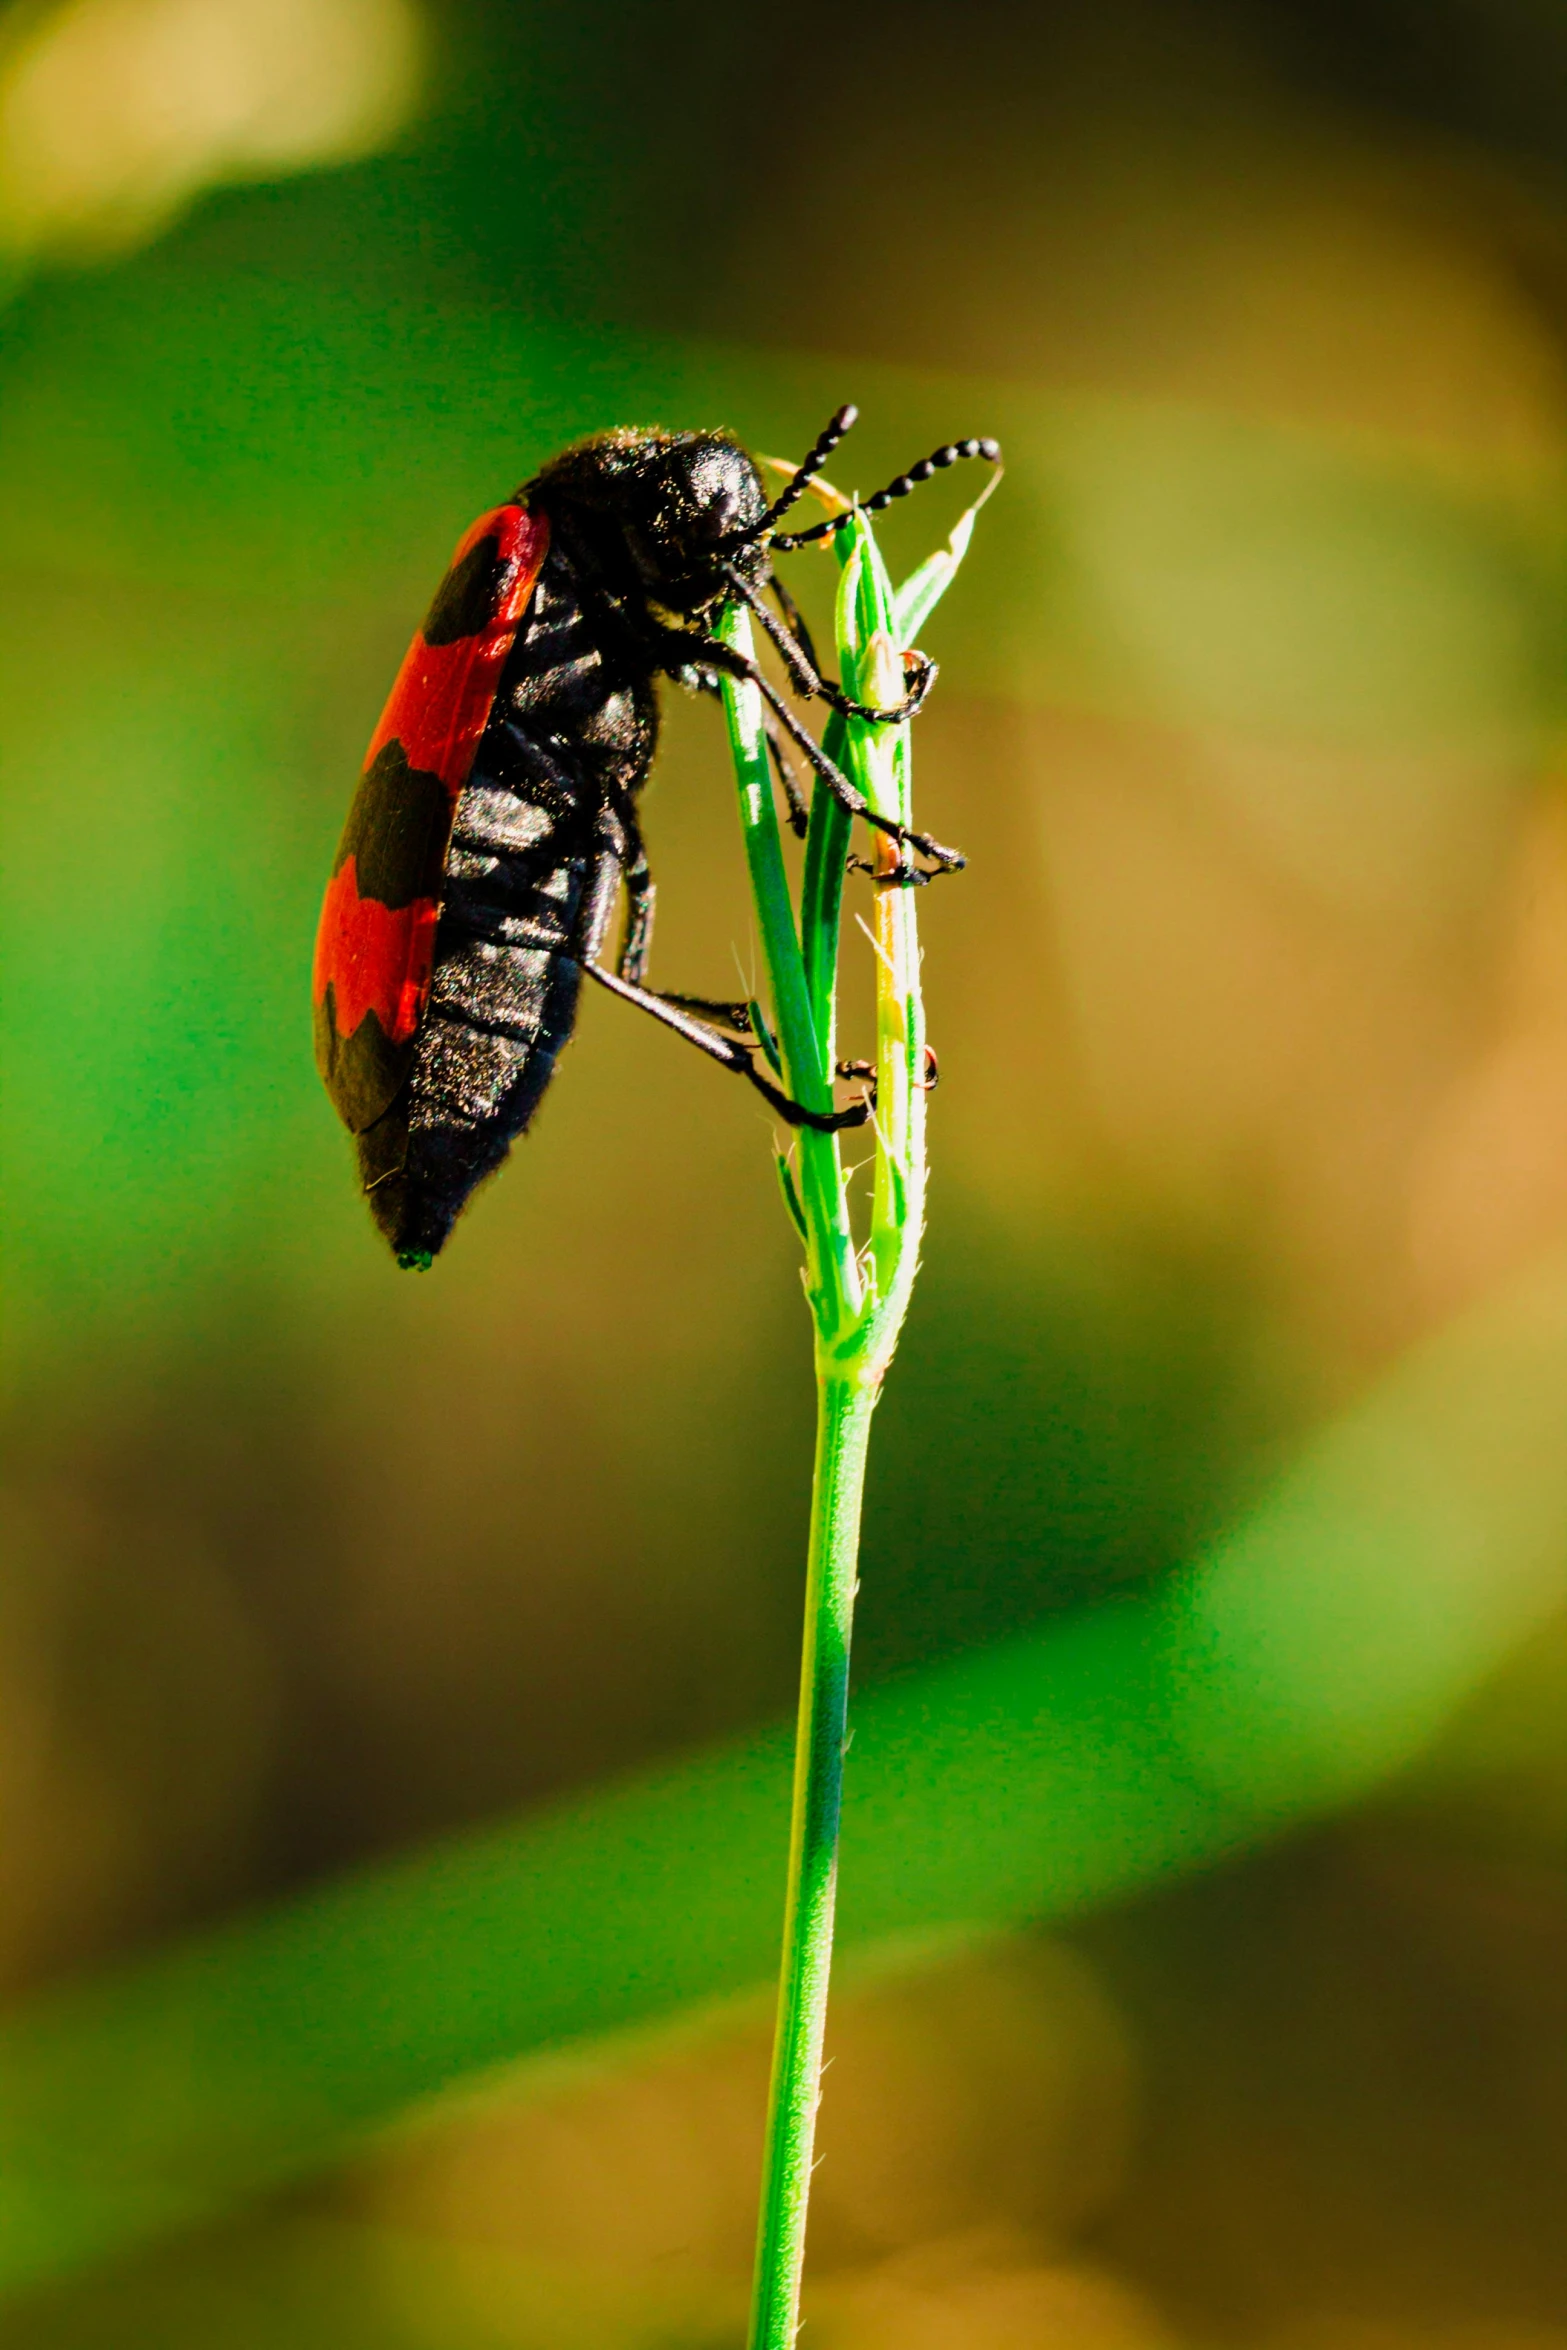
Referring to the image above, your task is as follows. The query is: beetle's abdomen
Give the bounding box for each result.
[356,544,657,1263]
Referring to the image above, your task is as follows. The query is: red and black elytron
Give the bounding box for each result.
[313,407,1001,1266]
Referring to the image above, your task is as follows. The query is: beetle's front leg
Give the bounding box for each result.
[648,625,965,876]
[721,563,937,728]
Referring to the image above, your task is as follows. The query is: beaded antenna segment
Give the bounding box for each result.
[769,424,1002,549]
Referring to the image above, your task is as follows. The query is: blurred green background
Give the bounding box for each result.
[8,0,1567,2342]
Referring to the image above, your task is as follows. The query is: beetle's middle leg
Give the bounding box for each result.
[583,963,871,1132]
[582,795,864,1127]
[617,829,655,987]
[599,786,757,1032]
[597,790,673,992]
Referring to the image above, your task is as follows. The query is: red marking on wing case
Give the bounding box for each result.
[365,504,550,797]
[313,857,439,1046]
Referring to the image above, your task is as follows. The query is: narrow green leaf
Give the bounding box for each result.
[799,713,851,1061]
[891,483,993,644]
[892,509,973,644]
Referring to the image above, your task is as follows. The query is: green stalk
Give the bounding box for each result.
[717,482,988,2350]
[747,1371,873,2350]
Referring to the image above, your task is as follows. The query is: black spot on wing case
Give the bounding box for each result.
[332,740,452,907]
[422,534,509,647]
[313,999,411,1141]
[315,743,451,1137]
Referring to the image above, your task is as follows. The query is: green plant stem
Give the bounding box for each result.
[718,511,947,2350]
[747,1370,875,2350]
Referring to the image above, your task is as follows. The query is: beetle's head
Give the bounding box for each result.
[620,431,770,614]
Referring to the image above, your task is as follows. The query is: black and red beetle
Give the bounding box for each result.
[313,407,1000,1266]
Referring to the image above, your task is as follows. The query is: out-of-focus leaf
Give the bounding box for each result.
[2,1246,1567,2299]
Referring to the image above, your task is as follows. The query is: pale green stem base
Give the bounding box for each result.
[747,1372,878,2350]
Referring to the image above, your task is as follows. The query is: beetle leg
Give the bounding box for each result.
[589,785,663,988]
[653,627,965,876]
[657,993,756,1033]
[597,789,763,1029]
[767,570,823,684]
[578,838,627,969]
[762,715,811,838]
[584,964,872,1132]
[618,837,656,987]
[721,563,937,728]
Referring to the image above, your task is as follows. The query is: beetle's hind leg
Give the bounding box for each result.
[618,838,656,986]
[584,964,871,1132]
[611,792,730,991]
[604,788,777,1033]
[580,804,659,990]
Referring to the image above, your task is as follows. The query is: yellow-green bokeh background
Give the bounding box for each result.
[8,1,1567,2343]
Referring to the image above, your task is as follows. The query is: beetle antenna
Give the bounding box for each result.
[753,404,859,536]
[771,436,1002,550]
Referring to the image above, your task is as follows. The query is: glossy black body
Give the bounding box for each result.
[367,428,770,1263]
